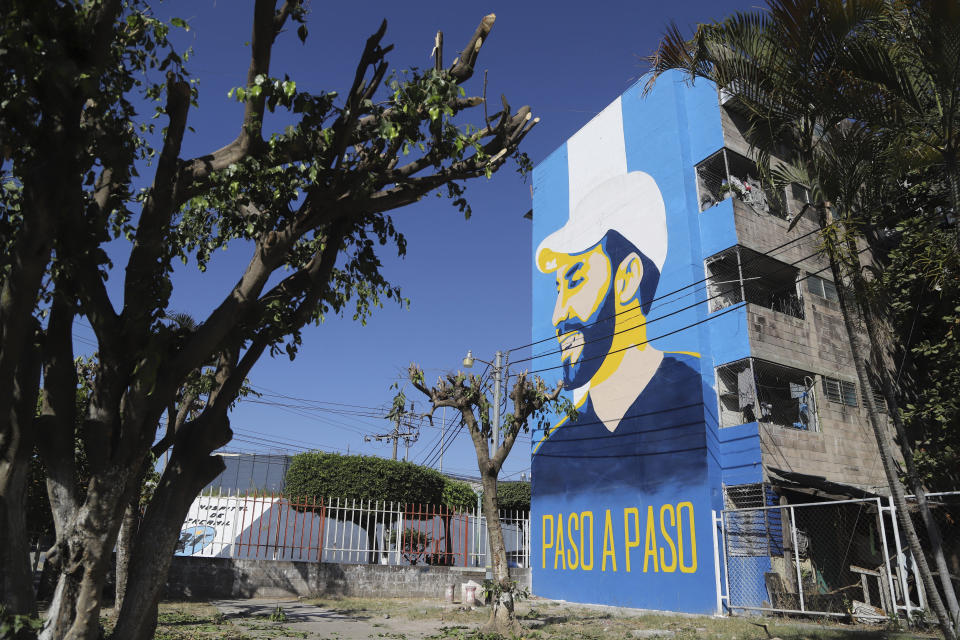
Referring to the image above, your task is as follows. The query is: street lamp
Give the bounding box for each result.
[460,349,506,456]
[463,348,507,585]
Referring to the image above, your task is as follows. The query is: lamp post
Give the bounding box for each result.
[462,349,507,584]
[462,350,506,455]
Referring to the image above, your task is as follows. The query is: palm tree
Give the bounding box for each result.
[645,2,958,636]
[842,0,960,235]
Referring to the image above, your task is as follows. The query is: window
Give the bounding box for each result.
[705,246,804,318]
[806,274,839,303]
[695,148,787,218]
[823,377,858,406]
[716,358,818,431]
[723,483,783,558]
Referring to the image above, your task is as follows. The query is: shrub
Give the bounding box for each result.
[285,451,446,509]
[496,481,530,512]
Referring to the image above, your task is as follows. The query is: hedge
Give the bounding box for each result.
[284,452,531,514]
[496,481,531,512]
[285,452,447,505]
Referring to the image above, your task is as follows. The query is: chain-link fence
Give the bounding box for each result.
[719,489,960,621]
[903,492,960,616]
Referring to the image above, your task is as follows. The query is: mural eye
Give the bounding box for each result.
[564,264,584,290]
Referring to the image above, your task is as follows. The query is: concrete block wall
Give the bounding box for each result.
[165,556,530,601]
[714,104,890,492]
[742,267,889,492]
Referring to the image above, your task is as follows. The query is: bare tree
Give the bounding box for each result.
[409,364,571,636]
[0,2,537,638]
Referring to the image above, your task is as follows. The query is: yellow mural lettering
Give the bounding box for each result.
[580,511,594,570]
[643,505,659,572]
[678,502,697,573]
[602,509,617,572]
[541,515,554,569]
[623,507,640,572]
[566,512,580,569]
[554,513,567,570]
[659,504,678,572]
[542,502,698,574]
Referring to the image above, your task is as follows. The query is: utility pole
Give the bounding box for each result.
[439,406,446,472]
[366,404,418,460]
[463,349,508,583]
[392,411,399,460]
[491,351,503,454]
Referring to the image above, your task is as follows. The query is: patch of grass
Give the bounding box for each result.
[149,602,250,640]
[236,621,309,637]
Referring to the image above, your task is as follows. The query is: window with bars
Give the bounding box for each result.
[723,483,784,557]
[694,148,787,218]
[806,274,839,303]
[822,377,858,406]
[716,358,818,431]
[705,246,804,318]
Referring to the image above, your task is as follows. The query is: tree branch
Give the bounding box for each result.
[449,14,496,83]
[121,72,191,328]
[36,295,81,535]
[177,0,299,192]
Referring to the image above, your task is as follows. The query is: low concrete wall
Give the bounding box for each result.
[166,557,531,600]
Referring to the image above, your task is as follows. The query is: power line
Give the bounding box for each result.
[507,224,824,354]
[513,243,828,367]
[523,241,873,376]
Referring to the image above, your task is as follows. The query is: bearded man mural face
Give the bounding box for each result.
[545,242,618,389]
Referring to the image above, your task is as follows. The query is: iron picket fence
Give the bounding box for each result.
[176,490,529,568]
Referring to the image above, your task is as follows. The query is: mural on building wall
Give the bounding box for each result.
[530,84,723,613]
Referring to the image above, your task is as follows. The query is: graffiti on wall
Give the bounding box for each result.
[531,89,720,613]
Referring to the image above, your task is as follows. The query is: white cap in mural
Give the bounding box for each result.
[536,97,667,273]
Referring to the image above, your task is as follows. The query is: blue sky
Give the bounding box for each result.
[72,0,755,482]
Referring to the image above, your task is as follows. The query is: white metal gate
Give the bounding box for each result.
[715,492,959,620]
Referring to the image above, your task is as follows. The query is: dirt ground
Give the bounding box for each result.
[131,597,942,640]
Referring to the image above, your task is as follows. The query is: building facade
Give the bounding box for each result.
[529,70,887,613]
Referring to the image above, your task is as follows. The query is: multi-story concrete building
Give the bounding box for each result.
[529,70,888,614]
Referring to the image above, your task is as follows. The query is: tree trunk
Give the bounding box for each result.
[0,335,42,615]
[40,469,137,640]
[112,437,225,640]
[0,435,37,616]
[443,513,453,566]
[844,235,960,623]
[114,496,139,614]
[478,471,521,637]
[823,210,956,640]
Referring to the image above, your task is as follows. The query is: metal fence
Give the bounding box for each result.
[176,491,530,568]
[718,490,960,622]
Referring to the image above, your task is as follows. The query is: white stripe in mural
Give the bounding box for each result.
[566,97,626,214]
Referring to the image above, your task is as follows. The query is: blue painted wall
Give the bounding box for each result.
[529,72,740,614]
